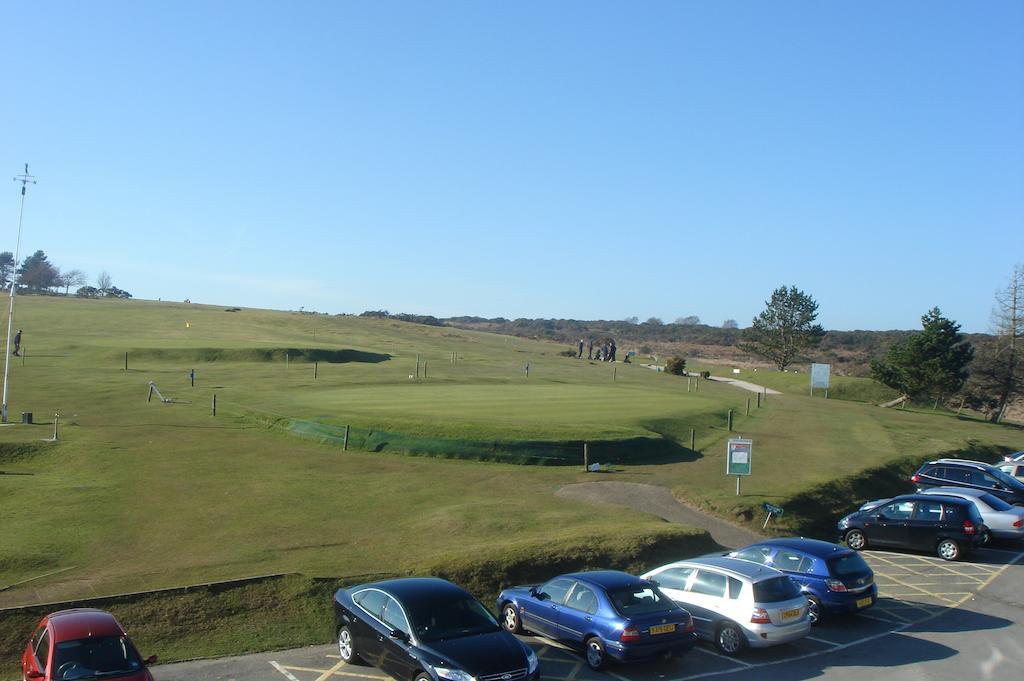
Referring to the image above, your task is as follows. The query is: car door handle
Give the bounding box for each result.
[585,616,593,622]
[378,635,385,641]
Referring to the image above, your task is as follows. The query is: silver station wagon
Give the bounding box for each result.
[641,556,811,656]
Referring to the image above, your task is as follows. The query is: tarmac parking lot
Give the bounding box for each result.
[157,544,1024,681]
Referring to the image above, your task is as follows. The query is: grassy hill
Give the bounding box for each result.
[0,295,1021,675]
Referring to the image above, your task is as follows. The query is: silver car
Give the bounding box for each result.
[641,556,810,656]
[922,487,1024,541]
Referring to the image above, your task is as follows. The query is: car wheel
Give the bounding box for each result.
[415,673,433,681]
[501,603,523,634]
[584,636,607,671]
[937,538,961,561]
[716,622,746,656]
[807,596,823,626]
[338,626,361,664]
[845,529,867,551]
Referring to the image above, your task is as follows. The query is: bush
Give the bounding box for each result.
[700,370,711,379]
[664,356,686,376]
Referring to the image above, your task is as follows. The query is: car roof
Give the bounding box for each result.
[929,459,993,469]
[886,493,972,505]
[662,556,784,581]
[754,537,852,558]
[923,486,986,498]
[47,609,125,641]
[356,577,471,605]
[564,570,648,589]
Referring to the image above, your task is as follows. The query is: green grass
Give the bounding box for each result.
[684,360,900,404]
[0,295,1022,678]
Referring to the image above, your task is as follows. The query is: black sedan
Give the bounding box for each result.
[334,577,540,681]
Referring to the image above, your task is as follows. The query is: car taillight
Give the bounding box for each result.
[620,627,641,642]
[1014,519,1023,528]
[911,474,920,483]
[685,616,695,633]
[963,520,976,535]
[751,607,771,624]
[826,579,848,592]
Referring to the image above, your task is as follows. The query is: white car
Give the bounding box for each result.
[998,461,1024,483]
[922,487,1024,541]
[641,556,810,656]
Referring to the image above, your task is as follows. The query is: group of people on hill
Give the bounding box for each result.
[577,337,616,362]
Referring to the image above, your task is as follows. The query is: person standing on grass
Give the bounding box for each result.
[578,338,584,359]
[609,339,617,362]
[12,329,22,356]
[587,339,593,359]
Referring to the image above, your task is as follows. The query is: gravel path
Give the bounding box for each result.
[555,481,762,549]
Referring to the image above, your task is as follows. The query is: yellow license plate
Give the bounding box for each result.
[649,623,676,635]
[782,608,801,620]
[856,597,873,609]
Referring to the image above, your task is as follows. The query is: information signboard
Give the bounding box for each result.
[726,438,753,476]
[810,363,830,390]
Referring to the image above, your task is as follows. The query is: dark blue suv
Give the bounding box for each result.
[729,538,876,625]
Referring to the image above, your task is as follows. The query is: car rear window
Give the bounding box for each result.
[608,585,672,615]
[827,553,870,577]
[752,576,801,603]
[979,493,1012,511]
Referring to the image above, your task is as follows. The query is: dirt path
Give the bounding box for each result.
[705,375,782,394]
[555,481,762,549]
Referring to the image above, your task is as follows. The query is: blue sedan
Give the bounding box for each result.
[728,538,876,624]
[497,570,696,670]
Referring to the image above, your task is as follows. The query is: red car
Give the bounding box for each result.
[21,608,157,681]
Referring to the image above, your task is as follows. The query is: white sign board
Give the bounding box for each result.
[810,363,831,389]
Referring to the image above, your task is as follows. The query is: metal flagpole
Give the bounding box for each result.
[2,164,36,423]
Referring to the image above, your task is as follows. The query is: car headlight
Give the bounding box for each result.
[526,647,539,674]
[837,517,849,528]
[433,667,475,681]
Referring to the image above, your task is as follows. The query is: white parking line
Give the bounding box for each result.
[690,646,752,667]
[804,635,840,646]
[270,661,303,681]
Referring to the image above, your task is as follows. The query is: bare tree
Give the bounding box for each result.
[722,319,739,329]
[675,315,700,325]
[61,269,87,295]
[989,264,1024,422]
[97,271,113,290]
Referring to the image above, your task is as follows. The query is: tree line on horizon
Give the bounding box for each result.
[0,250,132,299]
[436,267,1023,424]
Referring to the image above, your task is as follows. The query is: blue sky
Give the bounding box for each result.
[3,1,1021,332]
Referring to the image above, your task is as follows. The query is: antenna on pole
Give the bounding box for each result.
[2,163,37,424]
[14,164,36,195]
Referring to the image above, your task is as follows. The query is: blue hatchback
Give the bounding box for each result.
[497,570,696,671]
[728,538,876,624]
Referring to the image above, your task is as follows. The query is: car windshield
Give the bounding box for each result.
[407,596,499,642]
[827,553,871,577]
[752,576,802,603]
[52,636,143,679]
[992,468,1022,489]
[607,585,672,615]
[979,493,1012,511]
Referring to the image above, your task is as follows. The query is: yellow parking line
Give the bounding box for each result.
[563,661,583,681]
[278,664,383,680]
[877,572,960,604]
[315,660,350,681]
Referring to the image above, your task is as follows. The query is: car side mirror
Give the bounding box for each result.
[388,629,408,642]
[145,654,158,665]
[648,579,660,587]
